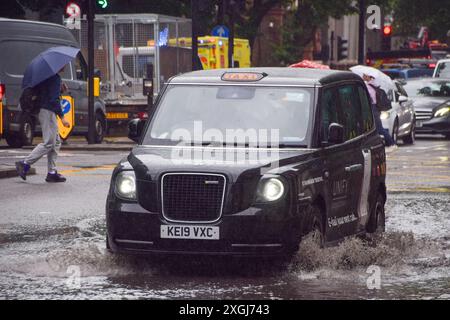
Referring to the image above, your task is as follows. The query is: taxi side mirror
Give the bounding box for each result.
[128,119,146,143]
[327,123,345,145]
[398,95,408,103]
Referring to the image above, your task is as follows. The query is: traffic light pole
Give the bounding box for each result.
[191,0,199,70]
[87,0,96,144]
[228,0,235,68]
[358,0,366,65]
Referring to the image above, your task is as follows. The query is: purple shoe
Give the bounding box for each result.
[15,161,30,180]
[45,171,67,183]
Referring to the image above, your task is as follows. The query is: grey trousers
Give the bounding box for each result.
[24,108,61,173]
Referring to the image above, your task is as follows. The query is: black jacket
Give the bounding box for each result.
[38,74,63,118]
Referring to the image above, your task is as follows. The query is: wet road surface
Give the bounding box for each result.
[0,137,449,299]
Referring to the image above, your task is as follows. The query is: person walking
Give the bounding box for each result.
[15,69,70,182]
[362,73,398,153]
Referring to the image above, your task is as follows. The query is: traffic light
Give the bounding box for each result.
[337,36,348,61]
[97,0,108,9]
[382,24,392,51]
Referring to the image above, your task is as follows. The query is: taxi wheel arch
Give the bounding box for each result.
[367,186,386,234]
[305,197,327,246]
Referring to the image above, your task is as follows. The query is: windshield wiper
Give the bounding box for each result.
[277,143,308,148]
[175,141,307,148]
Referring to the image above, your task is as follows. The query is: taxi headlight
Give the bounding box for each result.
[434,106,450,118]
[256,177,285,202]
[115,171,136,200]
[380,111,391,120]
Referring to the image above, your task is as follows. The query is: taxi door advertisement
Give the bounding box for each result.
[0,100,3,137]
[0,84,4,136]
[57,95,75,139]
[0,99,3,137]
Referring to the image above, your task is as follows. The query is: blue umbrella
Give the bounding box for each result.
[22,46,80,89]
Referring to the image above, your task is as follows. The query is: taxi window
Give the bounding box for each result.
[357,85,374,133]
[337,85,363,141]
[320,88,339,142]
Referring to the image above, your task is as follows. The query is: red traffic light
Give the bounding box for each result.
[383,25,392,36]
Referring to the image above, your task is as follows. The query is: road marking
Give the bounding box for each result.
[387,172,450,180]
[388,187,450,193]
[58,164,116,175]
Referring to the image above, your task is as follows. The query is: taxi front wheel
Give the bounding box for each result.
[367,193,385,234]
[302,204,325,248]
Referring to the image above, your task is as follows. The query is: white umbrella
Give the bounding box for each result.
[350,65,395,93]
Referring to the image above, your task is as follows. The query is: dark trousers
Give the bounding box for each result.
[372,104,395,146]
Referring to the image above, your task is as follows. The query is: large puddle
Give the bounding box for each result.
[0,193,449,299]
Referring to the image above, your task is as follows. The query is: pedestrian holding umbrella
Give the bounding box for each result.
[350,65,397,152]
[349,65,395,92]
[16,46,80,182]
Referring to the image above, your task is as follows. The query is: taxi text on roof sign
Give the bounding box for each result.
[221,72,266,82]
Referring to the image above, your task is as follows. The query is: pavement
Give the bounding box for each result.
[0,135,134,179]
[0,166,36,179]
[23,136,135,151]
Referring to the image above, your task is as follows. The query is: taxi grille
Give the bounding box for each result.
[415,110,433,121]
[161,173,226,222]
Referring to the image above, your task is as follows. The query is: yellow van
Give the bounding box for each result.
[175,36,251,69]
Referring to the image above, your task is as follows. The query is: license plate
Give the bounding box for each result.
[160,225,219,240]
[416,121,423,128]
[106,112,129,119]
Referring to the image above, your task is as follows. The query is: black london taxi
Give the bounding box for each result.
[106,68,387,256]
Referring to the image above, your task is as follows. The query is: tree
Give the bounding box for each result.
[272,0,358,66]
[390,0,450,41]
[234,0,290,49]
[270,0,392,66]
[1,0,27,19]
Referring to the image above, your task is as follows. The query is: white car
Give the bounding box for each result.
[433,59,450,78]
[380,81,416,144]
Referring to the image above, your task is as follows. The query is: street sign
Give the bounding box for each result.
[211,25,229,38]
[64,3,81,30]
[97,0,108,9]
[58,96,75,140]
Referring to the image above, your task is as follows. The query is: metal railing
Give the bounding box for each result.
[70,14,192,104]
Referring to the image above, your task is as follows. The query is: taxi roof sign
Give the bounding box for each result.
[221,72,266,82]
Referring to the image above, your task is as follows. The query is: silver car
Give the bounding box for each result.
[380,81,416,144]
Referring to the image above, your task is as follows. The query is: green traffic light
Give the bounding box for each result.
[97,0,108,9]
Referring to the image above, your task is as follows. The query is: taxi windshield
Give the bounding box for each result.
[143,85,313,147]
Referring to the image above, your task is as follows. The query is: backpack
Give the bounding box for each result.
[19,86,41,115]
[369,84,392,112]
